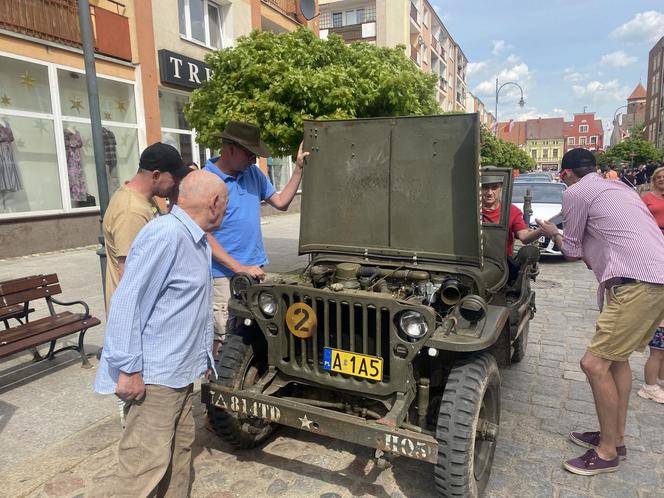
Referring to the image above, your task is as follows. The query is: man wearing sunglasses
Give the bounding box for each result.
[203,121,308,356]
[537,148,664,476]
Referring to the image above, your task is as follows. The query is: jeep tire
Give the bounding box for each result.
[206,329,277,448]
[434,353,500,498]
[511,323,529,363]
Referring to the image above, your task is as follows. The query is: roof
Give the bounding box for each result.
[525,117,564,139]
[627,83,646,101]
[496,120,527,146]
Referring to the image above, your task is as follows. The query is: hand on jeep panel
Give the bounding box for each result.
[238,265,266,281]
[116,371,145,401]
[296,141,309,170]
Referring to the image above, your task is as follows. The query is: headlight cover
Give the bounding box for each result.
[398,310,428,339]
[230,273,253,299]
[258,292,277,317]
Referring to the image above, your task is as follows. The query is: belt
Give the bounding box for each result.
[617,277,639,285]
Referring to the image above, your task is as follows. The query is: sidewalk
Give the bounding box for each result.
[1,215,662,498]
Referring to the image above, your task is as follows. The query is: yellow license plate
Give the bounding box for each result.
[323,347,383,381]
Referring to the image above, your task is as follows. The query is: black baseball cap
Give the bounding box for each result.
[139,142,191,178]
[561,148,596,171]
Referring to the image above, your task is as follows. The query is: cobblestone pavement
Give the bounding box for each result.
[1,214,663,498]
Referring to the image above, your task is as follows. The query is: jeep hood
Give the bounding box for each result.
[299,114,483,266]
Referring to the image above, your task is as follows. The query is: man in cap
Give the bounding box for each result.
[204,121,307,353]
[103,142,192,309]
[537,148,664,475]
[481,172,543,256]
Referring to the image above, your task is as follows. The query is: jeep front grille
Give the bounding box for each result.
[280,290,392,382]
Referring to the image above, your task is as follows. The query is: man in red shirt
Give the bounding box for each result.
[481,175,543,255]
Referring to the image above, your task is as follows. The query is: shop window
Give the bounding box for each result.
[57,69,136,123]
[0,116,61,214]
[269,156,295,192]
[162,131,195,165]
[178,0,225,49]
[159,90,203,166]
[0,55,52,114]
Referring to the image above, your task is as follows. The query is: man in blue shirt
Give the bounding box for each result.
[203,121,307,353]
[95,170,228,497]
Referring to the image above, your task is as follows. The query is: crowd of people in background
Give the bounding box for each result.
[600,162,662,193]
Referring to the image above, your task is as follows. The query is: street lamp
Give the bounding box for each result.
[494,77,526,135]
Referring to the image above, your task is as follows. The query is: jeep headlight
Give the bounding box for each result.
[398,310,428,339]
[258,292,277,317]
[230,273,253,299]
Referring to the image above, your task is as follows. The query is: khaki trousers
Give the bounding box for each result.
[212,277,231,341]
[116,384,195,498]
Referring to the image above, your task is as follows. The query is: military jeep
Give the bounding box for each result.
[201,114,538,497]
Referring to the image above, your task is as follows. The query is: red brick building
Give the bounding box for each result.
[563,113,604,152]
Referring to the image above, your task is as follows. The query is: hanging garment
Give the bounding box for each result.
[103,127,120,192]
[0,121,23,192]
[64,128,88,202]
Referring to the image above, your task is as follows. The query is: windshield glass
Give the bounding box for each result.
[511,183,565,204]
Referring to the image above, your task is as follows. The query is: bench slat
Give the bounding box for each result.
[0,284,62,308]
[0,274,59,295]
[0,316,101,359]
[0,305,26,321]
[0,312,84,344]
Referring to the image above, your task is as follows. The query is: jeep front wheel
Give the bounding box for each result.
[434,353,500,498]
[206,331,277,448]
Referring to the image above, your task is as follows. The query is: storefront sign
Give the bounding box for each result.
[158,50,212,90]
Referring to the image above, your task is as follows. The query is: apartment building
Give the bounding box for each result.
[645,36,664,154]
[0,0,315,256]
[318,0,469,112]
[525,118,564,170]
[563,113,604,153]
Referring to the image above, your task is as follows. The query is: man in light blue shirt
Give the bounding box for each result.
[95,170,228,497]
[203,121,307,354]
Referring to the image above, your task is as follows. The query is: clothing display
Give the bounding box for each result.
[64,128,88,202]
[0,120,23,192]
[103,127,120,193]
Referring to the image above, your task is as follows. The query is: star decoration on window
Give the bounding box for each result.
[70,98,84,113]
[20,72,36,88]
[0,94,11,105]
[33,119,48,134]
[104,112,112,120]
[115,99,127,112]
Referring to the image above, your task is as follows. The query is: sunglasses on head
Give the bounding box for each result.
[559,169,570,180]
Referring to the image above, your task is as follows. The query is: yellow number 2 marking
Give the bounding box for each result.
[286,303,317,338]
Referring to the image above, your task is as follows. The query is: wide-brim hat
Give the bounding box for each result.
[220,121,272,157]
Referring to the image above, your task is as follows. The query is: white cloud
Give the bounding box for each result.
[492,40,508,55]
[572,80,630,103]
[564,67,586,83]
[513,109,551,121]
[552,108,567,119]
[610,10,664,45]
[475,80,495,95]
[467,61,487,76]
[506,54,520,65]
[600,50,637,67]
[474,63,532,100]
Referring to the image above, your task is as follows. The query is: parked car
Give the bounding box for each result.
[514,171,555,183]
[512,181,566,256]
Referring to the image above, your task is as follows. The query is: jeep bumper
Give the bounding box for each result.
[202,383,438,464]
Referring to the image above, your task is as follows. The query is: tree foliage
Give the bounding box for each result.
[185,29,439,156]
[600,136,662,167]
[480,126,536,171]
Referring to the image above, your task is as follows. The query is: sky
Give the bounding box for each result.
[428,1,664,136]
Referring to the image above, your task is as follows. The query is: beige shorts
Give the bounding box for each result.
[589,282,664,361]
[212,277,231,341]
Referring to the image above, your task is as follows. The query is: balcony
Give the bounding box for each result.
[326,23,375,42]
[0,0,132,61]
[410,1,420,26]
[262,0,299,22]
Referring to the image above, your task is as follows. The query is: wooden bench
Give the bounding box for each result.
[0,274,101,368]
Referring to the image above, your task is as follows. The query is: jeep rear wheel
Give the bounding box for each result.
[511,323,529,363]
[434,353,500,498]
[206,331,277,448]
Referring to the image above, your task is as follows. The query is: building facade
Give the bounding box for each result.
[563,113,603,153]
[0,0,315,257]
[496,120,527,148]
[524,118,564,170]
[645,36,664,154]
[611,83,647,146]
[318,0,470,112]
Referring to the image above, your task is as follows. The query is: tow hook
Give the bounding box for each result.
[476,419,499,442]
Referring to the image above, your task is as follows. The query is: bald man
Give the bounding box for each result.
[95,171,227,498]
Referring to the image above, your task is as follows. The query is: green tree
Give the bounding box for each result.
[185,29,439,156]
[603,136,662,166]
[480,126,536,171]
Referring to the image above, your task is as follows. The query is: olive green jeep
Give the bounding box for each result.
[201,114,538,497]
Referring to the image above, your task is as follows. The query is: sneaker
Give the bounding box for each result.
[563,449,620,476]
[569,431,627,460]
[638,384,664,404]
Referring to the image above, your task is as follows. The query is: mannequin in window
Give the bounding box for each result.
[64,125,89,205]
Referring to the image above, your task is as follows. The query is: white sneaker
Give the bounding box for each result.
[638,384,664,404]
[657,378,664,388]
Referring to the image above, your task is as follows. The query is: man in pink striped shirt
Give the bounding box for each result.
[538,148,664,476]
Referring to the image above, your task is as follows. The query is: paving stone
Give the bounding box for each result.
[565,399,597,415]
[564,370,588,382]
[266,478,289,496]
[551,467,592,491]
[591,475,639,498]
